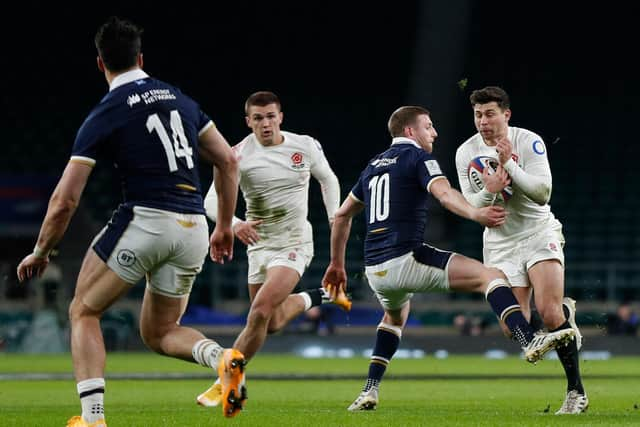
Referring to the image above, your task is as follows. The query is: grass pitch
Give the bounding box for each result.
[1,353,639,426]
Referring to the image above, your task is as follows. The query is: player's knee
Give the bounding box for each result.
[484,267,507,282]
[537,304,564,328]
[479,268,509,293]
[139,323,155,350]
[246,304,273,328]
[266,325,281,335]
[68,296,100,323]
[139,321,172,354]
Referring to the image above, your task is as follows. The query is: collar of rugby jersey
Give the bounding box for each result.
[109,68,150,91]
[391,137,420,148]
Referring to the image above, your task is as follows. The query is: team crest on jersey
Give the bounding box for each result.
[288,251,297,261]
[127,94,141,107]
[291,152,305,169]
[117,249,136,266]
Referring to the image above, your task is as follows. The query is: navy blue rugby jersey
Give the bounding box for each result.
[71,70,211,214]
[350,138,446,265]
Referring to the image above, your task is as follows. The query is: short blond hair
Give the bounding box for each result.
[387,106,431,137]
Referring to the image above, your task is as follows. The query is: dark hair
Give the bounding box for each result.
[94,16,143,72]
[245,91,281,115]
[387,106,431,137]
[469,86,510,110]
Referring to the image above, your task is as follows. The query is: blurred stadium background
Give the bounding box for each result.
[1,2,639,357]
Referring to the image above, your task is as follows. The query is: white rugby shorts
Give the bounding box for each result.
[92,205,209,297]
[247,242,313,284]
[483,222,565,287]
[365,244,454,311]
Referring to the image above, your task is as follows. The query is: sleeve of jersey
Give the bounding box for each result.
[454,146,496,207]
[349,175,364,203]
[203,183,219,222]
[203,181,242,226]
[416,152,446,192]
[69,116,101,168]
[309,139,341,223]
[197,109,215,136]
[503,138,552,205]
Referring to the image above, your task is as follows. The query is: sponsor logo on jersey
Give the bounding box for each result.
[291,152,305,169]
[127,94,141,107]
[117,249,136,267]
[371,157,398,168]
[511,153,519,163]
[138,89,177,105]
[549,242,558,252]
[288,251,297,261]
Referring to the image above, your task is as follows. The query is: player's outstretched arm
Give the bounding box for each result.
[311,160,341,225]
[17,161,92,282]
[199,125,238,263]
[322,195,363,291]
[429,178,506,228]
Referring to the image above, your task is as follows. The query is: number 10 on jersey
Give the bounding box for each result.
[368,173,390,223]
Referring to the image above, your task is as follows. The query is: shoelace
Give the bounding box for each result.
[561,392,586,412]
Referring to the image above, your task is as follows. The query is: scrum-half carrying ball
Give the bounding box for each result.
[467,156,513,202]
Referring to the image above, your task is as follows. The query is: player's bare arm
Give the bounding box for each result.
[323,195,363,291]
[199,125,239,263]
[17,161,92,281]
[429,178,506,227]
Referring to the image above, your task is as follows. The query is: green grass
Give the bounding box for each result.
[1,353,639,426]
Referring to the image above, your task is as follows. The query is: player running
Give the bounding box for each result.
[16,17,246,424]
[199,91,350,407]
[455,86,587,414]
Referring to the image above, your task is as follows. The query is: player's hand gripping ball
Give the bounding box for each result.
[467,156,513,202]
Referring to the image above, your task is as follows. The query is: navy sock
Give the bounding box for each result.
[485,279,534,346]
[364,325,400,391]
[305,288,323,307]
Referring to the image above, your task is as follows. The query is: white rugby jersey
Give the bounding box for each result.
[455,126,560,247]
[206,131,340,250]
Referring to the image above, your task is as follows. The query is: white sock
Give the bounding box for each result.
[192,339,224,369]
[298,292,313,311]
[77,378,105,423]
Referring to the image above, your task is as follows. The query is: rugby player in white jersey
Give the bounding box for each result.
[455,86,587,414]
[323,106,574,412]
[199,91,348,406]
[16,17,247,425]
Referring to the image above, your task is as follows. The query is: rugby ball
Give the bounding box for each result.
[467,156,513,202]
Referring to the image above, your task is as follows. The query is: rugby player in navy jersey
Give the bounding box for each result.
[16,17,245,425]
[321,106,575,412]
